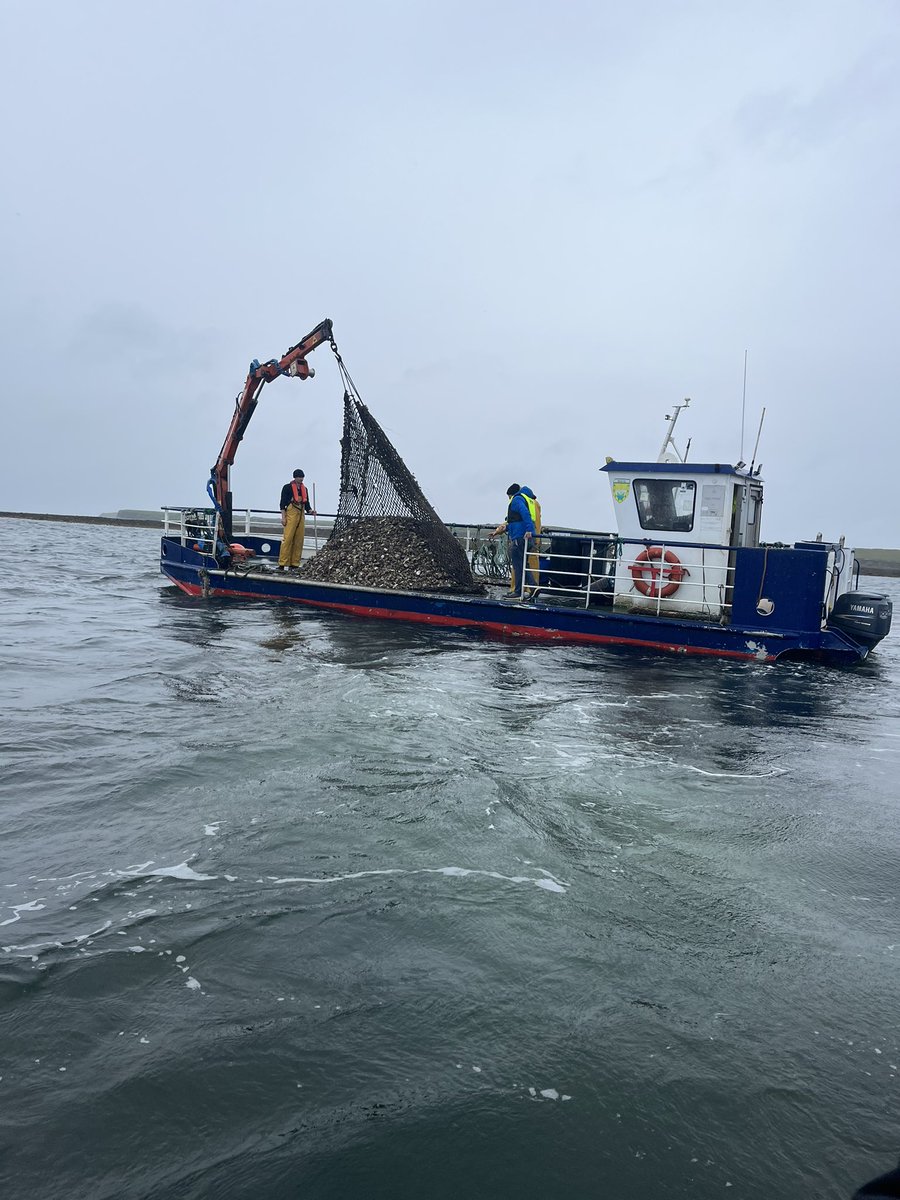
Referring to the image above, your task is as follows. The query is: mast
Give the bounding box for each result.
[657,398,691,463]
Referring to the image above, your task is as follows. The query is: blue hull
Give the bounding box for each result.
[159,537,869,666]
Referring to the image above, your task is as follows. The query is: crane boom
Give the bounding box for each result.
[209,318,333,544]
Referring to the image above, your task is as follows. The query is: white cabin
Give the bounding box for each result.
[601,462,764,618]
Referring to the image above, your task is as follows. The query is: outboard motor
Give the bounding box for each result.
[827,592,893,648]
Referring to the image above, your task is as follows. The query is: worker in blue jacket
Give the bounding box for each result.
[491,483,537,598]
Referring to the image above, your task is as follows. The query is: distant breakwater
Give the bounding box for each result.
[0,511,160,530]
[855,550,900,578]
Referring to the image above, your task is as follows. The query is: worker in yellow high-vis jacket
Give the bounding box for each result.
[491,483,539,598]
[518,486,542,591]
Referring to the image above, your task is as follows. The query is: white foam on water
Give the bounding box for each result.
[149,864,217,882]
[185,977,201,990]
[0,900,46,927]
[681,765,786,779]
[269,865,569,894]
[128,946,145,953]
[273,868,408,885]
[31,869,97,883]
[527,1084,571,1101]
[203,824,220,836]
[533,866,569,885]
[3,919,112,955]
[175,955,186,963]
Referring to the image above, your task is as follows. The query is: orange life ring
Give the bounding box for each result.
[629,546,686,598]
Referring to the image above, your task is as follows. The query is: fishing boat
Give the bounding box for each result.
[160,323,892,666]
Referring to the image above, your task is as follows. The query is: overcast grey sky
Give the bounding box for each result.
[3,0,899,544]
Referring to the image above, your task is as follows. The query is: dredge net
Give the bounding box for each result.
[300,352,483,594]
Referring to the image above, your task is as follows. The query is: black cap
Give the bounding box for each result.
[506,483,520,496]
[293,469,305,478]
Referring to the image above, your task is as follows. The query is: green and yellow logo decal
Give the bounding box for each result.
[612,479,630,504]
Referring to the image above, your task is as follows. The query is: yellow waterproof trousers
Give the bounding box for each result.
[527,500,543,588]
[527,545,541,585]
[278,506,306,568]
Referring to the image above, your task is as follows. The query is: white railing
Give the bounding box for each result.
[457,528,737,615]
[161,507,334,558]
[160,510,737,615]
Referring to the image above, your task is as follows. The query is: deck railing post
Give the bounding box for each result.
[585,541,596,609]
[657,543,665,614]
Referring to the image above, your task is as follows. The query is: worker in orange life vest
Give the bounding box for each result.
[278,469,316,570]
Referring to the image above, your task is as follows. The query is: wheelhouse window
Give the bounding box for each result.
[634,479,696,532]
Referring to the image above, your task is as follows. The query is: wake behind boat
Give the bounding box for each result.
[160,322,892,666]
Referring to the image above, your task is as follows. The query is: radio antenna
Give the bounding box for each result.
[749,406,766,475]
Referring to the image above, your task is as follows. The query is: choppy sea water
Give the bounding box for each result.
[1,518,899,1200]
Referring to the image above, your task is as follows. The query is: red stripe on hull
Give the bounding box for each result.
[171,578,205,597]
[161,570,775,661]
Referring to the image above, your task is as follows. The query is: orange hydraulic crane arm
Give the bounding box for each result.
[209,318,333,541]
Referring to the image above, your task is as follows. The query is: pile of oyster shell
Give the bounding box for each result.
[300,516,482,593]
